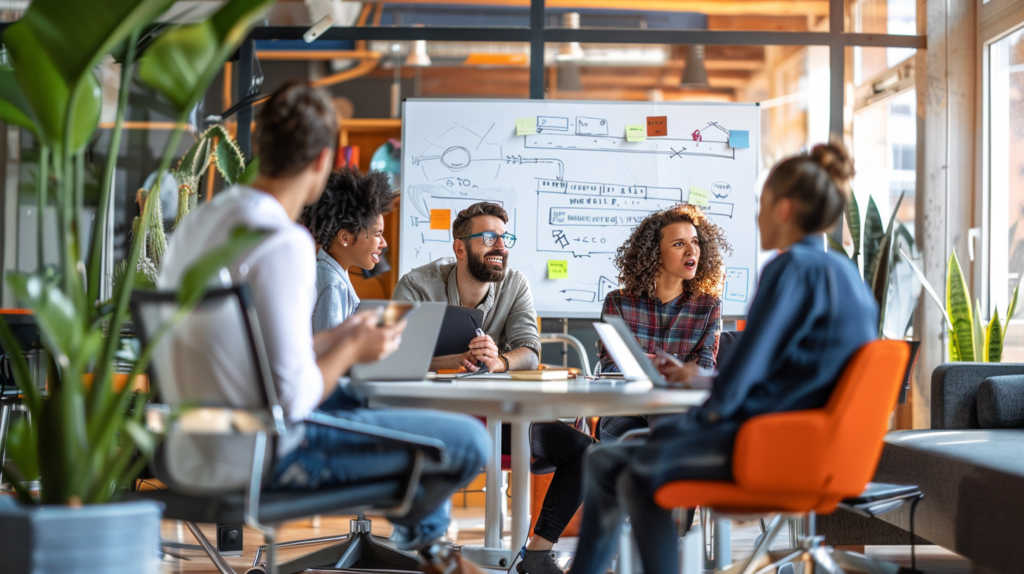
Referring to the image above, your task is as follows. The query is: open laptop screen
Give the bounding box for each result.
[593,322,646,381]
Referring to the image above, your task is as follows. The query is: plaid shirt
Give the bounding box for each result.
[598,289,722,372]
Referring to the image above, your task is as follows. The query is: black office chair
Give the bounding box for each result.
[130,286,448,574]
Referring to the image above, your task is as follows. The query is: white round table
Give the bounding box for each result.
[355,377,708,568]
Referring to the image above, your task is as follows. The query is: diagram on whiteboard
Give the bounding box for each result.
[401,100,760,318]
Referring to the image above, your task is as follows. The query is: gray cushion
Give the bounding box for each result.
[931,363,1024,429]
[977,376,1024,429]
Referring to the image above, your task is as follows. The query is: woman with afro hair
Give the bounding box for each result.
[301,168,396,333]
[596,203,731,441]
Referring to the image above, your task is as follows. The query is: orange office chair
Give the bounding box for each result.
[654,340,910,574]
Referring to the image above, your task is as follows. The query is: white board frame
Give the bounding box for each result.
[399,98,760,320]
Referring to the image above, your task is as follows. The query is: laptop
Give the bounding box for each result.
[350,301,446,382]
[593,316,671,388]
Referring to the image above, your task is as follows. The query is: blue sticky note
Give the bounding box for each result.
[730,130,749,149]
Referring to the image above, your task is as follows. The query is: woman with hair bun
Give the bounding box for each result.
[567,140,878,574]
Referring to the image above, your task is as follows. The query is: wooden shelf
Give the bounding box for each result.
[340,118,402,133]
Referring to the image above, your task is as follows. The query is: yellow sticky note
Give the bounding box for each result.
[430,208,451,230]
[516,118,537,136]
[548,260,568,279]
[688,186,710,207]
[625,125,646,142]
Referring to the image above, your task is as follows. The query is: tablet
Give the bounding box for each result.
[433,305,486,357]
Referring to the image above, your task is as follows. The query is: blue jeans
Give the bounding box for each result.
[269,404,489,551]
[568,419,737,574]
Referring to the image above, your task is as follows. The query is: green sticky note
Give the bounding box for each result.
[625,125,646,142]
[516,118,537,136]
[688,186,710,207]
[548,260,568,279]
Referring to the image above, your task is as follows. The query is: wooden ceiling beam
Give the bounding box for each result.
[707,15,809,31]
[550,88,736,102]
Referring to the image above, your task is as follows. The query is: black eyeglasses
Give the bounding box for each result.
[456,231,517,248]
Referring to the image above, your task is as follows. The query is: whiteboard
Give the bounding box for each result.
[399,99,759,319]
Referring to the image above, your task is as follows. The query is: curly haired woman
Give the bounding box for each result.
[597,204,731,441]
[300,168,395,332]
[513,205,730,574]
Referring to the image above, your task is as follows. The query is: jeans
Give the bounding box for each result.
[526,421,596,543]
[270,406,489,551]
[497,421,596,543]
[567,418,738,574]
[597,415,649,443]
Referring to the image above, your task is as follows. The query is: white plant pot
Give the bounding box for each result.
[0,497,163,574]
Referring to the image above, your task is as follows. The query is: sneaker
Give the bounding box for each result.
[516,549,565,574]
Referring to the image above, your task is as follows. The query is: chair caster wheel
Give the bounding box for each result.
[244,565,266,574]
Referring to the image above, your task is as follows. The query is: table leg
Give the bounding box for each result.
[713,514,731,568]
[510,421,530,552]
[484,418,503,549]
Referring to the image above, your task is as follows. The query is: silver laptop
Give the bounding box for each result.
[350,301,446,382]
[593,316,670,387]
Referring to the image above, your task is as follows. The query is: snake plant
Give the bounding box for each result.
[901,248,1021,363]
[829,192,920,339]
[0,0,273,506]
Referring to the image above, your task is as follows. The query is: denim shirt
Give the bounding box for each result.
[312,248,360,334]
[664,233,877,434]
[311,248,363,409]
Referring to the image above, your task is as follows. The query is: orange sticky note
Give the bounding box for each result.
[647,116,667,137]
[430,209,451,230]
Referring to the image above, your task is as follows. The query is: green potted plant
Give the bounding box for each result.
[113,123,252,289]
[830,192,922,401]
[0,0,272,571]
[830,192,920,339]
[902,249,1021,363]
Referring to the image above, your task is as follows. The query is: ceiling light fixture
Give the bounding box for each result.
[556,12,585,62]
[405,39,431,67]
[680,44,709,88]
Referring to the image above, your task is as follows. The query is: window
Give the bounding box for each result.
[988,26,1024,359]
[852,87,917,233]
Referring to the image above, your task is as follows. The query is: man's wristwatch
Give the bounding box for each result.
[498,353,510,372]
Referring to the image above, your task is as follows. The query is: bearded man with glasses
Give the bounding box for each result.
[394,202,540,374]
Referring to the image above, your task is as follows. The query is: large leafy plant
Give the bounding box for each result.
[0,0,273,506]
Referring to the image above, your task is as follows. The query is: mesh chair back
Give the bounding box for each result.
[131,286,283,494]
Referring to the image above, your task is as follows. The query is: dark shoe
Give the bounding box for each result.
[420,542,486,574]
[516,549,565,574]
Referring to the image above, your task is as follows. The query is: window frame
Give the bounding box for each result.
[981,0,1024,328]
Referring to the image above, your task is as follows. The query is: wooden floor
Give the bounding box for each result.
[158,508,974,573]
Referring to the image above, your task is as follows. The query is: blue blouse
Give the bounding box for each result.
[312,248,360,334]
[662,234,878,433]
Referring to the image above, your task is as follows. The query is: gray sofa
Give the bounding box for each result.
[819,363,1024,574]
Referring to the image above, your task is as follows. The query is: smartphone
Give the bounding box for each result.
[654,348,684,367]
[379,302,415,326]
[356,300,417,327]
